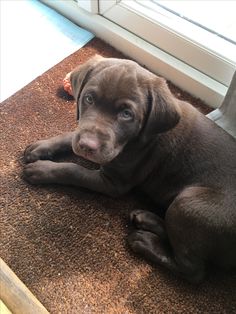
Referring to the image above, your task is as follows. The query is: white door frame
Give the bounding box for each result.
[42,0,229,108]
[100,0,235,87]
[42,0,236,136]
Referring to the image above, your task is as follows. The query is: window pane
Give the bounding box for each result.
[153,0,236,44]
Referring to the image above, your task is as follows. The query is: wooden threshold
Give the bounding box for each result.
[0,258,49,314]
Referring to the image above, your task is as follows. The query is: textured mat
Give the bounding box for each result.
[1,38,235,314]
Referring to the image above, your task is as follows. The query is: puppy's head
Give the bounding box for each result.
[70,55,180,165]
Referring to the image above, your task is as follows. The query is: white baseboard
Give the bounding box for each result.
[41,0,228,108]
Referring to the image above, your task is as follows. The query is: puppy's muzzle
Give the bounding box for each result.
[72,120,124,164]
[78,134,100,154]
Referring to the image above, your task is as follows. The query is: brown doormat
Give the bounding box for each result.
[1,38,235,314]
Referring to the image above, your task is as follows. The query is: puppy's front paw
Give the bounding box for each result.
[24,140,54,163]
[23,160,56,184]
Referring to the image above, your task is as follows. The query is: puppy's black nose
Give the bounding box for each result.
[79,137,99,153]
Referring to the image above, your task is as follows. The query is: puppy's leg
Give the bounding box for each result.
[128,229,205,283]
[130,210,167,239]
[23,160,131,197]
[24,132,76,163]
[128,187,224,283]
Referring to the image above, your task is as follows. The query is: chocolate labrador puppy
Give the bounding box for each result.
[24,55,236,283]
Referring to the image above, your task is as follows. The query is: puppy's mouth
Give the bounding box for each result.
[73,146,120,165]
[77,150,96,162]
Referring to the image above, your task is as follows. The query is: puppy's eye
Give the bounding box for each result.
[119,109,133,120]
[84,94,94,105]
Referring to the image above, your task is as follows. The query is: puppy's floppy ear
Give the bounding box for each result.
[70,54,104,103]
[143,77,181,135]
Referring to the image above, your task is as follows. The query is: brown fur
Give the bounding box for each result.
[24,56,236,282]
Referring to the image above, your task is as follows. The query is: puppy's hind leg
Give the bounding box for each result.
[128,228,206,283]
[128,188,213,283]
[128,229,206,283]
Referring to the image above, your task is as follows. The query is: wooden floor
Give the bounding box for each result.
[0,300,12,314]
[0,258,49,314]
